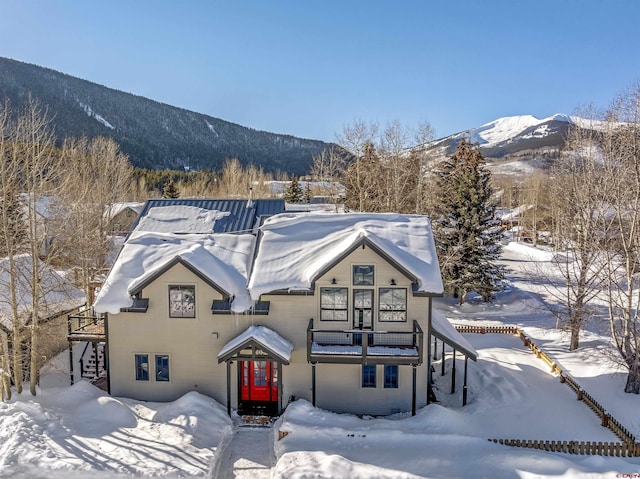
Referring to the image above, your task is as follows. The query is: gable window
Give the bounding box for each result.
[384,365,399,388]
[155,354,170,382]
[320,287,348,321]
[134,354,149,381]
[379,288,407,322]
[353,265,374,286]
[362,364,376,388]
[169,285,195,318]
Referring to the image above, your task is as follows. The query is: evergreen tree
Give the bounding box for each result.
[162,179,180,199]
[284,176,304,203]
[433,139,504,304]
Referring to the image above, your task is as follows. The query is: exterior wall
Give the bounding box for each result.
[109,209,139,235]
[108,242,434,415]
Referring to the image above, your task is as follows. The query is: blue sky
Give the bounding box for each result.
[1,1,639,142]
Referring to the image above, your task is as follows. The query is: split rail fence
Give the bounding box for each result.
[455,324,639,457]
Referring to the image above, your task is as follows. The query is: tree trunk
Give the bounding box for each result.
[0,330,11,401]
[569,324,580,351]
[624,367,640,394]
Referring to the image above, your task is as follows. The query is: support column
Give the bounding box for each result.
[277,361,283,414]
[450,349,456,394]
[93,341,99,378]
[226,361,231,416]
[311,362,316,407]
[433,338,438,360]
[68,341,74,386]
[463,357,469,406]
[412,365,417,416]
[441,343,446,376]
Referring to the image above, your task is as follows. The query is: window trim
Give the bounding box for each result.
[134,353,149,381]
[353,265,375,286]
[168,284,196,318]
[378,287,408,322]
[155,354,171,382]
[362,364,377,388]
[384,364,399,389]
[320,287,349,322]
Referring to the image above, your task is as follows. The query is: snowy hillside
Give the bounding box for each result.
[424,113,593,175]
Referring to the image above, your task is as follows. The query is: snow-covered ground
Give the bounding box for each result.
[2,241,640,478]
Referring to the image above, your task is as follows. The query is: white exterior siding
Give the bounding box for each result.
[106,221,435,415]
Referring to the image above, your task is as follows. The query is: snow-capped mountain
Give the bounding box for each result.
[427,114,585,175]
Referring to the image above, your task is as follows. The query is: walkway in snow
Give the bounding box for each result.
[215,426,274,479]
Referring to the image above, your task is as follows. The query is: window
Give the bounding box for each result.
[362,364,376,388]
[379,288,407,322]
[134,354,149,381]
[253,361,267,386]
[353,265,374,285]
[384,365,399,388]
[320,287,348,321]
[169,285,195,318]
[155,354,170,382]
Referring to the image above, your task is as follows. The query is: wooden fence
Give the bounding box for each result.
[456,324,639,456]
[488,438,639,457]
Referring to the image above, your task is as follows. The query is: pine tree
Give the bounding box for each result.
[284,176,304,203]
[433,139,504,304]
[162,179,180,199]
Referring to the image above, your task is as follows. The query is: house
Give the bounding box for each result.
[0,254,85,378]
[104,202,144,236]
[89,199,476,416]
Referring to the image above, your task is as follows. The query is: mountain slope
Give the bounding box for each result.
[425,113,588,175]
[0,57,332,174]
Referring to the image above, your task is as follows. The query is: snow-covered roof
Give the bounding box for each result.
[218,325,294,363]
[248,213,443,299]
[92,231,255,314]
[104,202,144,220]
[135,205,232,234]
[0,254,86,330]
[431,310,477,360]
[497,205,534,222]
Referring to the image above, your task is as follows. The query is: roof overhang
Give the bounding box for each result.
[431,311,478,361]
[217,325,293,364]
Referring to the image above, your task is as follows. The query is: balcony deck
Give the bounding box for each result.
[307,319,423,365]
[67,312,106,341]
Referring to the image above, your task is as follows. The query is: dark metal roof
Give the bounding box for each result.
[130,198,285,235]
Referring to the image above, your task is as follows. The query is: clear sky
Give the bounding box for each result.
[1,1,639,142]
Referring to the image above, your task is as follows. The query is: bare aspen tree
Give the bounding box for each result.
[599,82,640,392]
[336,120,378,212]
[57,137,133,305]
[546,107,613,351]
[413,121,436,214]
[310,148,346,210]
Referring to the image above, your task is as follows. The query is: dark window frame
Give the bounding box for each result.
[378,287,408,322]
[134,354,149,381]
[362,364,377,388]
[384,364,399,389]
[155,354,170,382]
[353,265,375,286]
[320,287,349,321]
[169,285,196,318]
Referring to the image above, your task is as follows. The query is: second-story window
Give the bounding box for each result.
[169,285,195,318]
[353,265,374,285]
[320,287,348,321]
[379,288,407,322]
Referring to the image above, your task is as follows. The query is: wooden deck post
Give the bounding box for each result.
[451,349,456,394]
[463,357,468,406]
[226,361,231,416]
[441,343,446,376]
[433,338,438,360]
[412,365,417,416]
[311,362,316,407]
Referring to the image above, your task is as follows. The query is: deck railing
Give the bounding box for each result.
[307,319,423,365]
[67,308,106,340]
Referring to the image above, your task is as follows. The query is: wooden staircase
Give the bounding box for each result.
[80,342,107,383]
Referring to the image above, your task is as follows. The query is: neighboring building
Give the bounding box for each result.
[104,202,145,236]
[0,254,86,377]
[89,199,476,416]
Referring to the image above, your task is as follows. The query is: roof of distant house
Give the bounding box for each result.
[0,254,85,330]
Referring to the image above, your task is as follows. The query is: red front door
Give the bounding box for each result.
[240,360,278,402]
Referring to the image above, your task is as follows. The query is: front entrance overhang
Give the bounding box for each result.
[217,325,294,364]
